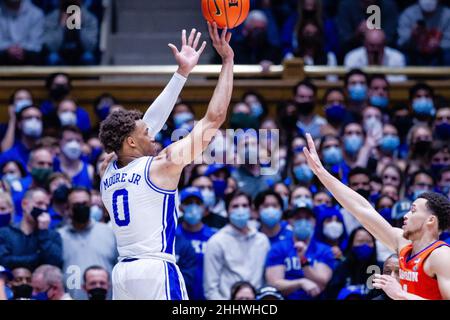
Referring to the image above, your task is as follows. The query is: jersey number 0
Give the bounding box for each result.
[112,189,131,227]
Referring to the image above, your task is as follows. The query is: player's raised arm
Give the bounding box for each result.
[156,22,234,176]
[143,28,207,137]
[302,133,406,253]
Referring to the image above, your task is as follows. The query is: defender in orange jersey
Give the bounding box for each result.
[302,133,450,300]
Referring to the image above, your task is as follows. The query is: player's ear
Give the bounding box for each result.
[427,214,438,229]
[126,136,136,148]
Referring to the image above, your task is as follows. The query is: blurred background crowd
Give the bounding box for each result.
[0,0,449,301]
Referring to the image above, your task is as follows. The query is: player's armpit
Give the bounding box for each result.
[99,153,116,178]
[430,246,450,300]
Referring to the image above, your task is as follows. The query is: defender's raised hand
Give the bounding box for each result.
[169,28,207,77]
[207,21,234,63]
[303,133,324,176]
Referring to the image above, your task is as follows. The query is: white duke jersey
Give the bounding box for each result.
[101,156,179,262]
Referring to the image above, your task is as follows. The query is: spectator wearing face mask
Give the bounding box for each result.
[255,190,293,245]
[43,0,99,66]
[55,126,94,190]
[10,266,33,300]
[83,266,111,301]
[265,205,334,300]
[409,83,436,123]
[57,187,117,300]
[1,89,34,152]
[31,264,71,300]
[433,106,450,141]
[189,175,227,229]
[47,172,72,229]
[0,188,63,271]
[203,192,270,300]
[40,73,91,133]
[1,159,26,190]
[321,88,349,136]
[319,135,348,184]
[176,187,216,300]
[344,29,406,82]
[229,102,260,131]
[407,123,433,169]
[376,125,404,173]
[9,147,53,222]
[313,205,349,264]
[344,69,369,123]
[367,74,391,113]
[0,192,14,230]
[45,98,83,136]
[325,227,381,299]
[290,151,317,190]
[398,0,450,66]
[437,166,450,199]
[203,164,231,219]
[293,80,327,140]
[0,106,44,170]
[341,122,367,169]
[0,0,44,65]
[406,170,435,201]
[429,140,450,179]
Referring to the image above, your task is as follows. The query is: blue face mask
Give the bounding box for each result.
[229,207,251,229]
[250,102,264,117]
[96,105,110,121]
[379,135,400,153]
[435,122,450,140]
[325,104,346,123]
[173,112,194,128]
[293,219,314,241]
[183,204,204,226]
[293,164,314,183]
[369,95,389,109]
[32,290,49,301]
[348,84,367,102]
[293,197,313,209]
[323,146,343,165]
[352,244,374,261]
[15,99,33,113]
[2,173,19,184]
[90,205,103,222]
[0,213,11,227]
[412,98,435,117]
[344,135,363,155]
[260,207,282,228]
[201,189,216,208]
[212,179,227,199]
[412,189,427,201]
[282,196,289,211]
[379,207,392,222]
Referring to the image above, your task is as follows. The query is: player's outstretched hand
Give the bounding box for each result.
[169,28,207,78]
[303,133,324,176]
[207,21,234,63]
[372,274,405,300]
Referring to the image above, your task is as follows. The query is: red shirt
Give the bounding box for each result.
[399,240,449,300]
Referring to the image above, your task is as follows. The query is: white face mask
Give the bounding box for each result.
[62,140,82,160]
[419,0,438,13]
[59,111,77,126]
[323,221,344,240]
[22,118,43,138]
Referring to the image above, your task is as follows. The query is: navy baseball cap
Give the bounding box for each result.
[204,164,229,177]
[391,200,412,220]
[256,286,284,300]
[179,187,203,203]
[0,265,13,281]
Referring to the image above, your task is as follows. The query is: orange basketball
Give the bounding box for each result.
[201,0,250,29]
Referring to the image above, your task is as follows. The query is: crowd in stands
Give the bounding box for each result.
[0,0,449,302]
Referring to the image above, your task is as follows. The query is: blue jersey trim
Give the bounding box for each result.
[144,157,176,194]
[406,240,440,263]
[161,194,168,252]
[167,262,182,300]
[164,194,176,255]
[163,261,169,300]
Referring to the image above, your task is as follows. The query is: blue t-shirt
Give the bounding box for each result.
[0,141,31,170]
[54,158,93,190]
[265,237,334,300]
[177,224,216,300]
[267,221,293,246]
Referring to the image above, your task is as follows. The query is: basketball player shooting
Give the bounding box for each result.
[98,22,234,300]
[303,133,450,300]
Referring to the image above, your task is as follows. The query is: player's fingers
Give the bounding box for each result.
[221,27,228,42]
[197,41,207,56]
[181,29,187,46]
[225,32,232,43]
[207,21,213,39]
[193,32,201,50]
[187,28,196,47]
[305,133,315,152]
[212,22,220,41]
[168,43,179,56]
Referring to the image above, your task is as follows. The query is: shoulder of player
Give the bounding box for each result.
[425,244,450,277]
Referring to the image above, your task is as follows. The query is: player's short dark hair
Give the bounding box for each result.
[83,265,109,283]
[99,109,143,153]
[293,79,317,96]
[254,190,283,210]
[225,191,252,212]
[409,82,434,101]
[344,69,368,87]
[417,192,450,231]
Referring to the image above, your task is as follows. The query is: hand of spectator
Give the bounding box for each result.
[303,133,325,176]
[365,125,382,149]
[37,212,51,230]
[8,105,16,123]
[260,60,273,73]
[300,278,321,297]
[372,274,404,300]
[331,246,343,260]
[294,240,307,259]
[99,152,117,178]
[169,28,207,78]
[207,21,234,63]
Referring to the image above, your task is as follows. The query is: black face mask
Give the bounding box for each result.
[296,102,315,116]
[13,284,33,300]
[53,185,69,203]
[87,287,107,300]
[413,140,431,154]
[50,84,70,101]
[392,116,413,138]
[356,188,370,199]
[72,203,91,224]
[30,206,46,220]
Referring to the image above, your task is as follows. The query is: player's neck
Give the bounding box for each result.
[117,154,140,168]
[411,232,439,255]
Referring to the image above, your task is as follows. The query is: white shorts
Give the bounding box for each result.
[112,258,189,300]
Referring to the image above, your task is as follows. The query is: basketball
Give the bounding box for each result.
[201,0,250,29]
